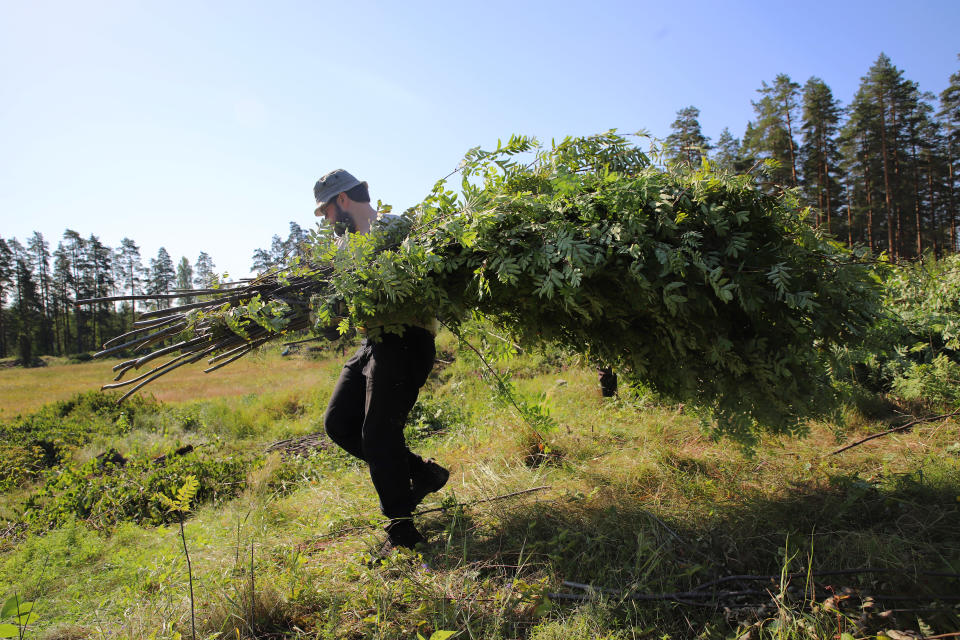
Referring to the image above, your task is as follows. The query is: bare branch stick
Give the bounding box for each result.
[304,485,552,543]
[116,353,208,402]
[203,338,271,373]
[829,410,960,456]
[690,568,960,592]
[102,352,200,390]
[102,316,184,348]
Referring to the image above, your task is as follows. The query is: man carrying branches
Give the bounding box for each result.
[314,169,449,550]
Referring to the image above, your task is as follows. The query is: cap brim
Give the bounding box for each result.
[313,180,368,216]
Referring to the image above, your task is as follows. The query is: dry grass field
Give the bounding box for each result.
[0,348,343,417]
[1,338,958,638]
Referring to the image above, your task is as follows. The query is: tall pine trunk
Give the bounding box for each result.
[878,84,896,259]
[928,167,939,257]
[785,104,798,186]
[846,183,854,248]
[912,143,922,256]
[865,144,876,253]
[823,128,832,234]
[950,160,957,252]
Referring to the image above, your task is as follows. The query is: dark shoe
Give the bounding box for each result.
[597,367,618,397]
[410,459,449,511]
[383,518,426,550]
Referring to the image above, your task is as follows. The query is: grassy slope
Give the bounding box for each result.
[0,336,958,639]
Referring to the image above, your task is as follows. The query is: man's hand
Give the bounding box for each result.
[321,325,342,341]
[320,320,356,342]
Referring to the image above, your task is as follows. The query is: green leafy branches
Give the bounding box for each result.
[202,131,883,447]
[0,594,37,639]
[154,474,199,516]
[155,476,200,640]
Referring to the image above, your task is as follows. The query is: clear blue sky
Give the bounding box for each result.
[3,0,958,279]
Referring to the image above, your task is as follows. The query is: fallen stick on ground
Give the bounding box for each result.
[553,569,960,605]
[551,583,768,602]
[690,568,960,591]
[300,485,552,546]
[828,410,960,456]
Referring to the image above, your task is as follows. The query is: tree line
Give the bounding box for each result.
[4,53,958,363]
[0,231,218,363]
[665,53,960,260]
[0,220,314,363]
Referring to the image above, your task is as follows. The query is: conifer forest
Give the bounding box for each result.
[2,52,959,364]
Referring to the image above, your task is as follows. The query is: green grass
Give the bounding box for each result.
[0,334,958,638]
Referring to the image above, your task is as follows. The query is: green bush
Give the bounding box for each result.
[22,449,249,529]
[837,253,960,409]
[0,392,161,492]
[405,394,470,441]
[892,354,960,408]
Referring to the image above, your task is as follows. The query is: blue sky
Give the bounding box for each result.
[2,0,959,279]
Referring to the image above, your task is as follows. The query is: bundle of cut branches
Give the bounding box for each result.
[79,263,333,401]
[82,132,883,445]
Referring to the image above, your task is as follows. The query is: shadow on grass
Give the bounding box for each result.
[420,468,960,636]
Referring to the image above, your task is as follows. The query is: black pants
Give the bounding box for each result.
[323,326,435,519]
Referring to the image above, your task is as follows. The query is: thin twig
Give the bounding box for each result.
[304,486,552,543]
[249,539,255,630]
[691,568,960,591]
[552,583,769,602]
[558,568,960,606]
[282,336,324,347]
[443,321,545,444]
[179,516,196,640]
[871,594,960,602]
[829,410,960,456]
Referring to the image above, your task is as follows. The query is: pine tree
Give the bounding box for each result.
[86,235,115,349]
[251,247,272,274]
[148,247,176,309]
[176,257,194,305]
[903,95,941,256]
[939,55,960,251]
[12,259,42,365]
[62,230,92,352]
[27,232,54,354]
[193,252,217,289]
[285,222,309,260]
[251,234,286,274]
[744,74,801,188]
[664,106,711,168]
[799,77,843,233]
[115,238,143,329]
[859,54,922,259]
[841,79,882,252]
[0,239,13,358]
[712,127,749,173]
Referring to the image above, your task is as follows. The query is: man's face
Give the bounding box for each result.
[322,194,356,235]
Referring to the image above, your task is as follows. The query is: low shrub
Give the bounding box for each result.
[836,253,960,410]
[0,391,162,491]
[406,394,471,441]
[22,448,249,529]
[891,354,960,409]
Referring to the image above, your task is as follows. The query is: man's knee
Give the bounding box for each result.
[324,406,348,443]
[361,418,406,461]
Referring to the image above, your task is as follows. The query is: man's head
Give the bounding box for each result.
[314,169,372,234]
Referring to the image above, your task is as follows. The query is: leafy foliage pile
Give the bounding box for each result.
[306,133,881,443]
[98,133,881,445]
[22,449,248,530]
[0,392,158,492]
[839,253,960,409]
